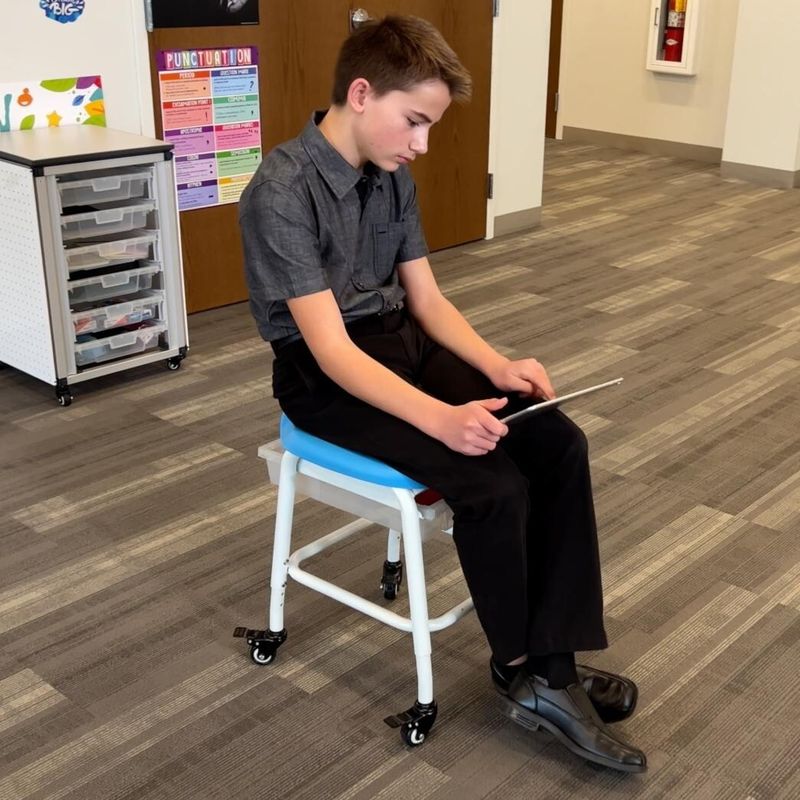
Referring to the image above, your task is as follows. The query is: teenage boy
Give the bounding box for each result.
[240,16,646,774]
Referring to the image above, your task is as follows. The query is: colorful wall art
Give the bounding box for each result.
[156,47,261,211]
[0,76,105,132]
[39,0,86,25]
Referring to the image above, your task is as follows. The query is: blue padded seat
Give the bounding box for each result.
[280,414,426,491]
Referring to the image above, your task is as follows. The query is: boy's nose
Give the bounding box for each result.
[410,129,429,155]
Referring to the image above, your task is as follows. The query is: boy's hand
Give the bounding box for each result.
[489,358,556,401]
[434,398,509,456]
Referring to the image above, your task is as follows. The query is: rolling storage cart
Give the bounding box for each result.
[0,126,189,405]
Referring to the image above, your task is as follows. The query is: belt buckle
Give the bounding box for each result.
[380,301,403,316]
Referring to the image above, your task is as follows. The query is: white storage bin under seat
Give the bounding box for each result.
[74,321,167,367]
[61,202,155,240]
[71,291,164,336]
[68,263,162,305]
[58,171,151,209]
[65,233,158,271]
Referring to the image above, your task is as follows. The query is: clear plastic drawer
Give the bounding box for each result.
[58,171,152,209]
[61,202,155,241]
[68,263,162,305]
[71,291,164,336]
[65,234,158,271]
[74,321,167,367]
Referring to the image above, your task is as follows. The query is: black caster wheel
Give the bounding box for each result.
[385,699,437,747]
[166,356,183,371]
[383,584,398,601]
[380,560,403,601]
[400,721,429,747]
[250,644,276,665]
[234,626,287,666]
[55,379,72,407]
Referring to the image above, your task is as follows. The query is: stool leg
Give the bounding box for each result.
[386,528,401,562]
[268,451,300,633]
[399,511,433,703]
[381,529,403,600]
[233,451,298,664]
[382,490,438,746]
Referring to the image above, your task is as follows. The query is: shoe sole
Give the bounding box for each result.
[499,696,647,774]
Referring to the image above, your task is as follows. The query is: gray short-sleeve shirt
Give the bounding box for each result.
[239,111,429,343]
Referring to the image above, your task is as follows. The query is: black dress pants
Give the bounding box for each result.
[272,309,608,664]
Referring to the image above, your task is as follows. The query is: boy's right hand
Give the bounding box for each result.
[434,398,510,456]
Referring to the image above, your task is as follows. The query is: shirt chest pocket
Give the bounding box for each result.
[370,222,405,286]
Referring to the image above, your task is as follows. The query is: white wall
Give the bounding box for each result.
[558,0,739,149]
[487,0,551,235]
[722,0,800,172]
[0,0,154,136]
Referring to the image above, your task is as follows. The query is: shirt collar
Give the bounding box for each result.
[300,110,382,199]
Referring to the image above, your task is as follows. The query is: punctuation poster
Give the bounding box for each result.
[156,47,262,211]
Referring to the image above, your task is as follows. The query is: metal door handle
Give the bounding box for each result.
[350,8,372,31]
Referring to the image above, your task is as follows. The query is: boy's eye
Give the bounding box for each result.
[406,117,419,127]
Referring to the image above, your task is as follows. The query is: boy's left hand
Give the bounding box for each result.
[489,357,556,401]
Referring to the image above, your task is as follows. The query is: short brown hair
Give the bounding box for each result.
[331,15,472,105]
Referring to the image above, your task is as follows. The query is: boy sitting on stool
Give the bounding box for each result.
[240,15,645,774]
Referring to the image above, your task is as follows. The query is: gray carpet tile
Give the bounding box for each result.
[1,139,799,798]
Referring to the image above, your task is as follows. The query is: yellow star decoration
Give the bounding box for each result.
[47,111,62,127]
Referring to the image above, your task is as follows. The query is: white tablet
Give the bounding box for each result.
[500,378,624,424]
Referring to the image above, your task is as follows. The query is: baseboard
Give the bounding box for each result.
[720,160,800,189]
[493,206,542,237]
[561,126,722,164]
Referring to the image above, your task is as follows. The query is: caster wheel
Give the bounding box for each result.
[385,699,437,747]
[400,723,427,747]
[57,392,73,407]
[380,560,403,601]
[166,356,183,371]
[383,584,398,601]
[250,645,276,665]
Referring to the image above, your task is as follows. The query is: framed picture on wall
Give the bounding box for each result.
[152,0,259,29]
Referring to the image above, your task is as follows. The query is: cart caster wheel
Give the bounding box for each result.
[57,391,73,407]
[250,645,276,665]
[166,356,183,371]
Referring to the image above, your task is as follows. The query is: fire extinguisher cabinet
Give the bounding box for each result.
[646,0,701,76]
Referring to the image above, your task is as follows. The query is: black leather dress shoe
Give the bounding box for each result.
[502,672,647,773]
[490,659,638,723]
[576,665,638,723]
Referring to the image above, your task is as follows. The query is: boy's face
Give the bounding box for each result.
[355,79,452,171]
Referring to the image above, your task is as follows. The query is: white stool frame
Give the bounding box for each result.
[258,438,474,710]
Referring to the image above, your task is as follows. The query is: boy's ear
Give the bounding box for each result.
[347,78,371,113]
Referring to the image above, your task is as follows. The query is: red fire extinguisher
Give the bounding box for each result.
[663,0,686,62]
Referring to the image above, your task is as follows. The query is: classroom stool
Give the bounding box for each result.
[234,414,474,746]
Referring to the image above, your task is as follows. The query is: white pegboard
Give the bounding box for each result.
[0,160,55,384]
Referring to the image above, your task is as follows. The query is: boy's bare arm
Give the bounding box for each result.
[398,257,555,400]
[286,290,509,455]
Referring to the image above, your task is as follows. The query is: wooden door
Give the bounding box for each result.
[355,1,493,253]
[148,0,492,312]
[545,0,564,139]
